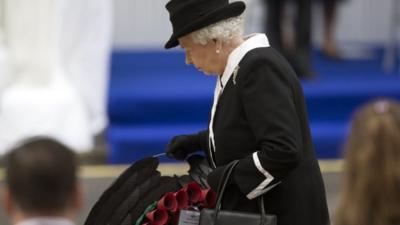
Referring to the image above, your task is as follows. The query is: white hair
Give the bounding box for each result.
[190,14,244,45]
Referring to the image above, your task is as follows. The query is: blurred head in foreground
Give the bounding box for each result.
[3,137,82,225]
[335,99,400,225]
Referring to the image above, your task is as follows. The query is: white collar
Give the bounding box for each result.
[16,217,75,225]
[220,33,270,87]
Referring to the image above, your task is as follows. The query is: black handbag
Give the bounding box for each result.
[199,160,277,225]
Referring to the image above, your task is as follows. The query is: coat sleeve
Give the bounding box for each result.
[231,57,303,199]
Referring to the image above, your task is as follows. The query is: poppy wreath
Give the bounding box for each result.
[84,155,214,225]
[135,181,217,225]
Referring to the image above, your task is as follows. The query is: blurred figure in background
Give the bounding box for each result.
[0,0,112,160]
[0,0,12,96]
[263,0,314,78]
[2,137,82,225]
[335,99,400,225]
[321,0,342,58]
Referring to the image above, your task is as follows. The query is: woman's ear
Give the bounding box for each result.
[2,186,14,216]
[71,182,83,212]
[215,39,223,54]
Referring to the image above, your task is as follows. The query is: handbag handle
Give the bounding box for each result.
[212,160,267,225]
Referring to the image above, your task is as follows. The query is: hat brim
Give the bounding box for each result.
[164,1,245,49]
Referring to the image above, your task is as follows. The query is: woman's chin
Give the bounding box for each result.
[202,71,218,76]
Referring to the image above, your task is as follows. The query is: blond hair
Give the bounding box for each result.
[335,99,400,225]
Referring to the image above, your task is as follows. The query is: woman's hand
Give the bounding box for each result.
[165,134,202,160]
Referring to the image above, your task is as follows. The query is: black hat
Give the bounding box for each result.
[165,0,246,49]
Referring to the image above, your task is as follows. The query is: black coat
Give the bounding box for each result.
[198,47,329,225]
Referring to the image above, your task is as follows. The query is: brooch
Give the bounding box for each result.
[233,65,239,85]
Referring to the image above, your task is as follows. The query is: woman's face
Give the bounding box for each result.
[178,35,224,76]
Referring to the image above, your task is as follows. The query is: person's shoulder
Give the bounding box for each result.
[239,47,296,78]
[15,219,76,225]
[244,46,277,58]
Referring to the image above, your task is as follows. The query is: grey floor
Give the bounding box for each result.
[0,169,342,225]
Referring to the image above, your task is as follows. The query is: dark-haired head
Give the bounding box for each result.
[3,137,81,222]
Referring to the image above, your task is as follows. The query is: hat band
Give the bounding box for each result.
[169,0,227,34]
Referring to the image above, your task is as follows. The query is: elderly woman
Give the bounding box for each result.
[164,0,329,224]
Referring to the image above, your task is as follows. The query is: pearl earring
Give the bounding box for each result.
[216,49,221,54]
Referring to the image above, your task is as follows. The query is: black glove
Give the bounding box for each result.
[187,154,213,188]
[165,133,203,160]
